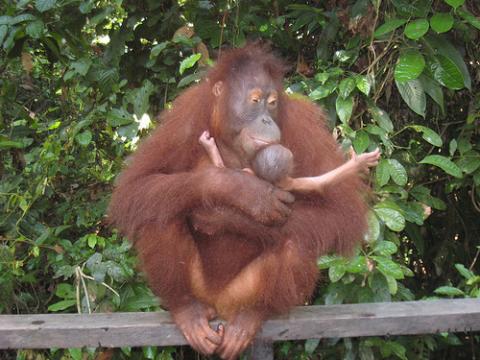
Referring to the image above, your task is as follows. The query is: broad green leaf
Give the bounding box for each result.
[392,0,431,17]
[434,286,464,296]
[0,25,7,45]
[449,139,457,156]
[367,211,380,242]
[444,0,464,9]
[11,14,36,24]
[373,241,398,256]
[404,19,429,40]
[369,105,394,133]
[374,18,407,38]
[346,256,367,273]
[374,256,405,279]
[425,35,471,89]
[430,12,454,33]
[420,155,463,178]
[317,255,343,269]
[305,339,320,354]
[353,130,370,154]
[394,49,425,82]
[329,263,346,282]
[456,151,480,174]
[336,95,354,124]
[48,299,77,311]
[395,79,426,117]
[457,8,480,30]
[387,159,408,186]
[0,16,12,26]
[355,75,372,96]
[430,55,464,90]
[398,201,424,225]
[376,159,390,187]
[310,80,337,100]
[455,263,474,280]
[179,53,201,75]
[338,78,356,98]
[177,72,202,88]
[150,41,168,58]
[26,20,44,39]
[384,274,398,295]
[374,207,406,231]
[68,349,82,360]
[75,130,92,146]
[35,0,56,12]
[410,125,443,147]
[418,74,444,113]
[71,58,92,76]
[107,108,133,127]
[410,185,447,210]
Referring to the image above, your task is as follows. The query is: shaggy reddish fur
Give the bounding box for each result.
[108,43,367,320]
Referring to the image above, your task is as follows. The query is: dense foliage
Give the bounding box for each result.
[1,0,479,359]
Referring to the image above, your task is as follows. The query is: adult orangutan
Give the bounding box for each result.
[109,43,372,359]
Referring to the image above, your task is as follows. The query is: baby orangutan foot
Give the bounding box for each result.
[217,310,264,360]
[171,300,222,355]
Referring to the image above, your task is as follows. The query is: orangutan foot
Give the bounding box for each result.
[216,310,264,360]
[171,300,222,355]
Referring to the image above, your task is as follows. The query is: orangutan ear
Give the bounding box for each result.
[212,81,223,97]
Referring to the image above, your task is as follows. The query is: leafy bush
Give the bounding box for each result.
[0,0,479,359]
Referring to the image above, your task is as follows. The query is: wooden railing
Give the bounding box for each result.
[1,299,479,359]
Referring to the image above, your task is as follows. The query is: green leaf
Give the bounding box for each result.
[434,286,464,296]
[449,139,458,156]
[392,0,431,17]
[305,339,320,354]
[430,12,454,33]
[346,256,367,273]
[317,255,343,269]
[387,159,408,186]
[26,20,44,39]
[55,283,74,299]
[374,207,405,232]
[410,125,443,147]
[444,0,464,9]
[68,349,82,360]
[336,95,354,124]
[420,155,463,178]
[455,263,474,280]
[374,256,405,279]
[35,0,56,12]
[374,18,407,38]
[395,79,426,117]
[430,55,465,90]
[376,159,390,187]
[355,75,372,96]
[418,74,444,113]
[310,80,337,100]
[71,58,92,76]
[75,130,92,146]
[425,35,471,89]
[457,8,480,30]
[338,77,356,98]
[384,274,398,295]
[367,211,381,242]
[353,130,370,154]
[369,105,394,133]
[329,263,346,282]
[394,49,425,82]
[456,151,480,174]
[404,19,429,40]
[0,25,7,46]
[373,241,398,256]
[48,299,77,312]
[150,41,169,58]
[107,108,133,127]
[179,53,201,75]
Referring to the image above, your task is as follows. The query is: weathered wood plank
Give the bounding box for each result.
[0,299,479,349]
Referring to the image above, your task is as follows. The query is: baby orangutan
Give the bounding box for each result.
[199,130,380,194]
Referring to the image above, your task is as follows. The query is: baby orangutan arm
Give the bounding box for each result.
[199,130,225,168]
[278,148,380,194]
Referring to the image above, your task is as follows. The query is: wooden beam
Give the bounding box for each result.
[1,299,479,349]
